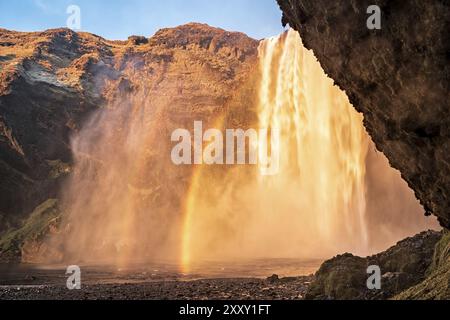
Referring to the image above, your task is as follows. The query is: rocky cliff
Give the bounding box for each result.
[0,23,258,260]
[277,0,450,228]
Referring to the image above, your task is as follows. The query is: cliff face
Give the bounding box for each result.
[0,23,258,236]
[0,28,103,226]
[277,0,450,228]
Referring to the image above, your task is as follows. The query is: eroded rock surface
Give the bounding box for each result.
[277,0,450,228]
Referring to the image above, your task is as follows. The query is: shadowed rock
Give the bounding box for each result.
[277,0,450,228]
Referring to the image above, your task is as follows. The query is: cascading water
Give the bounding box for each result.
[45,89,186,266]
[46,29,437,274]
[181,30,436,271]
[182,30,370,269]
[257,29,370,252]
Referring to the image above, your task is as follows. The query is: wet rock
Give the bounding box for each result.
[0,276,314,300]
[266,274,280,283]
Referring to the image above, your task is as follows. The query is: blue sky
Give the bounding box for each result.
[0,0,285,40]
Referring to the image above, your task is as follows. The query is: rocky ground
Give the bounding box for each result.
[0,275,313,300]
[1,230,448,300]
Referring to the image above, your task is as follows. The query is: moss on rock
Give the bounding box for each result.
[306,253,368,299]
[0,199,61,262]
[306,231,442,300]
[394,230,450,300]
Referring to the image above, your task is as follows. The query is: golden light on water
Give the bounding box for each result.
[257,30,370,249]
[181,30,370,272]
[45,29,437,273]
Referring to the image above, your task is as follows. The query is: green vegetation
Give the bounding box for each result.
[305,253,368,300]
[305,231,443,300]
[394,230,450,300]
[0,199,61,262]
[46,159,71,179]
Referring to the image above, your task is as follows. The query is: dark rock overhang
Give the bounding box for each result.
[277,0,450,228]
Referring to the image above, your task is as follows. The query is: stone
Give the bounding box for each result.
[305,230,442,299]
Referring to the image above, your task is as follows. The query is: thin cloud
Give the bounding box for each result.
[34,0,63,15]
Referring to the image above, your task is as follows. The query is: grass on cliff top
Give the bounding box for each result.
[0,199,60,259]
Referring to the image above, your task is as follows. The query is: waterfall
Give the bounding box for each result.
[44,29,436,272]
[257,29,370,250]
